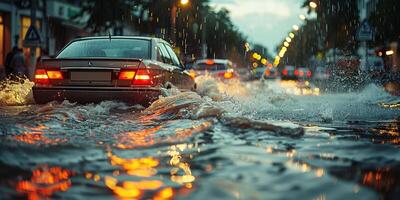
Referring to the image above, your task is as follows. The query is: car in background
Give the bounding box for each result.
[314,67,330,81]
[33,36,196,105]
[281,65,298,80]
[251,66,267,80]
[191,59,238,80]
[296,67,312,80]
[262,67,279,79]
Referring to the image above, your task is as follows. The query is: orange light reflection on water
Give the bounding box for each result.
[102,151,171,199]
[362,168,397,192]
[16,165,74,200]
[116,126,161,149]
[13,124,67,145]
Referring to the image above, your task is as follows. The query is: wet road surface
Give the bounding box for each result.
[0,77,399,200]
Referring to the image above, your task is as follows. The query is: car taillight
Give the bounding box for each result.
[299,71,304,77]
[189,70,196,78]
[307,71,312,77]
[47,70,63,79]
[119,71,136,80]
[35,69,63,85]
[282,69,288,76]
[294,69,299,76]
[35,69,49,85]
[133,69,153,85]
[224,72,233,79]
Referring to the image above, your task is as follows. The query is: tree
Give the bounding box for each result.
[77,0,138,33]
[303,0,359,52]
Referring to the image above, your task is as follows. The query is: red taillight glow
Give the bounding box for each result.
[35,69,63,84]
[119,71,136,80]
[299,71,304,77]
[47,71,63,79]
[205,60,215,65]
[34,69,50,84]
[307,71,312,77]
[294,69,299,76]
[133,69,152,85]
[282,69,288,76]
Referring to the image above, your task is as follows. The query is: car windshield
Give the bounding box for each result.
[194,63,228,71]
[57,39,150,59]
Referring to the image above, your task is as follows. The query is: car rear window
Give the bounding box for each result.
[57,39,151,59]
[194,63,228,71]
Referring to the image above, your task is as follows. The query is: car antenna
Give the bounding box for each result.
[108,31,112,41]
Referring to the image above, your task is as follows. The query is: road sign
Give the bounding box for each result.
[357,20,374,41]
[23,25,41,47]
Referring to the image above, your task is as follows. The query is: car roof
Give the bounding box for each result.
[70,36,168,43]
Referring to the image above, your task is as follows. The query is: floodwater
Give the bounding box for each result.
[0,76,399,200]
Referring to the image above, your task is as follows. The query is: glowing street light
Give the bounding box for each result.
[284,41,290,47]
[293,25,300,31]
[309,1,317,9]
[286,37,292,43]
[299,14,306,20]
[180,0,189,6]
[386,50,394,56]
[261,58,268,65]
[289,32,295,38]
[244,42,250,52]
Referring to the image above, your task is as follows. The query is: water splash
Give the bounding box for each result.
[0,78,34,106]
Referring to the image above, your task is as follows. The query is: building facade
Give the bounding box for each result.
[0,0,88,78]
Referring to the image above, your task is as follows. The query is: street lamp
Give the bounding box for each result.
[289,32,295,38]
[284,41,290,47]
[180,0,189,5]
[309,1,317,9]
[292,25,299,31]
[299,14,306,20]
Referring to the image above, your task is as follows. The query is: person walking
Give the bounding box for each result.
[10,48,27,78]
[4,46,19,78]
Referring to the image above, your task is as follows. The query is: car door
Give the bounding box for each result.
[156,43,180,88]
[163,43,193,90]
[158,43,182,89]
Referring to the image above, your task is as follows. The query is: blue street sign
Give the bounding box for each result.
[357,20,374,41]
[23,25,41,47]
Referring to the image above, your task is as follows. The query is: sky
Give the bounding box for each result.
[210,0,306,53]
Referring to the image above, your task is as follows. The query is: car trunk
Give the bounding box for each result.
[40,58,142,87]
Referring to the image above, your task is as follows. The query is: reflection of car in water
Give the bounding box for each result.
[33,36,196,105]
[191,59,238,80]
[281,65,298,80]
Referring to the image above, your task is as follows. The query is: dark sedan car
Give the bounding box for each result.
[33,36,196,105]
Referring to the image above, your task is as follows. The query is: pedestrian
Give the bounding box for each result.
[4,46,19,78]
[10,48,28,79]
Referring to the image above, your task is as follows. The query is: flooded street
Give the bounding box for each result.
[0,77,399,200]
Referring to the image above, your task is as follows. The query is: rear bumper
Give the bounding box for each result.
[32,86,162,105]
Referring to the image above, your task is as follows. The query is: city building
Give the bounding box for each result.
[0,0,89,78]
